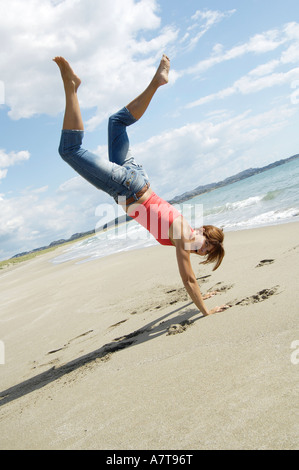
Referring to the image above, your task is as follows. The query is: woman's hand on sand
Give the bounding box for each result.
[202,291,218,300]
[207,305,230,315]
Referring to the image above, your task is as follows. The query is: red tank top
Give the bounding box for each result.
[128,192,182,246]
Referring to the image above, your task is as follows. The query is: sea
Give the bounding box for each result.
[52,157,299,265]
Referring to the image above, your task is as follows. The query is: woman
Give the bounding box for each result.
[54,55,228,316]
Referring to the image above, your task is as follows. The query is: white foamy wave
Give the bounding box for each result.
[227,195,264,210]
[223,208,299,229]
[204,195,263,216]
[52,221,157,265]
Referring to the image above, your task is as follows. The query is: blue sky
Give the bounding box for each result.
[1,0,299,260]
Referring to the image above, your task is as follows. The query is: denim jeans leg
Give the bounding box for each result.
[59,122,150,203]
[59,130,119,198]
[108,107,137,166]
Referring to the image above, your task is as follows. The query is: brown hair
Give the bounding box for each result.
[200,225,225,271]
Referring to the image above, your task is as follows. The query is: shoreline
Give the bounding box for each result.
[0,222,298,450]
[2,217,298,271]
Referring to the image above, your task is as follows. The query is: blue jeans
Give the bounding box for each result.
[58,107,150,202]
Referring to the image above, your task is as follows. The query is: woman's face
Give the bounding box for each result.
[187,229,212,256]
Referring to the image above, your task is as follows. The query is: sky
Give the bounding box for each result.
[1,0,299,260]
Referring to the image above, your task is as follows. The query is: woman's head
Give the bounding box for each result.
[193,225,225,271]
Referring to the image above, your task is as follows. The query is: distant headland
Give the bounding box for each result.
[168,153,299,204]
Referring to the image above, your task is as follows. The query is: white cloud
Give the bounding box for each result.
[0,0,174,126]
[0,180,104,259]
[0,149,30,168]
[184,20,299,109]
[249,60,280,77]
[0,149,30,179]
[181,9,236,50]
[186,66,299,108]
[132,104,297,199]
[0,169,8,180]
[184,23,294,78]
[0,1,239,128]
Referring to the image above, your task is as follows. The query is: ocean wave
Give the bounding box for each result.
[262,189,283,201]
[203,195,264,216]
[223,207,299,229]
[203,188,286,217]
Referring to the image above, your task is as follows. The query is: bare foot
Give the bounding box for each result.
[153,54,170,87]
[53,56,81,93]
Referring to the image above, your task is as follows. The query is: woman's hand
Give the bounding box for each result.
[202,291,218,300]
[206,305,230,315]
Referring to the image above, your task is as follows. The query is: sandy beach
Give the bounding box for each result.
[0,222,298,450]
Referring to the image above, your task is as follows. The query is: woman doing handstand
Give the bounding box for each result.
[53,55,228,316]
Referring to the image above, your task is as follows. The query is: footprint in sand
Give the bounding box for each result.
[229,286,279,307]
[210,282,234,293]
[166,320,194,336]
[256,259,275,268]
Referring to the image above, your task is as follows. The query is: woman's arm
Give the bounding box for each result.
[175,242,227,316]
